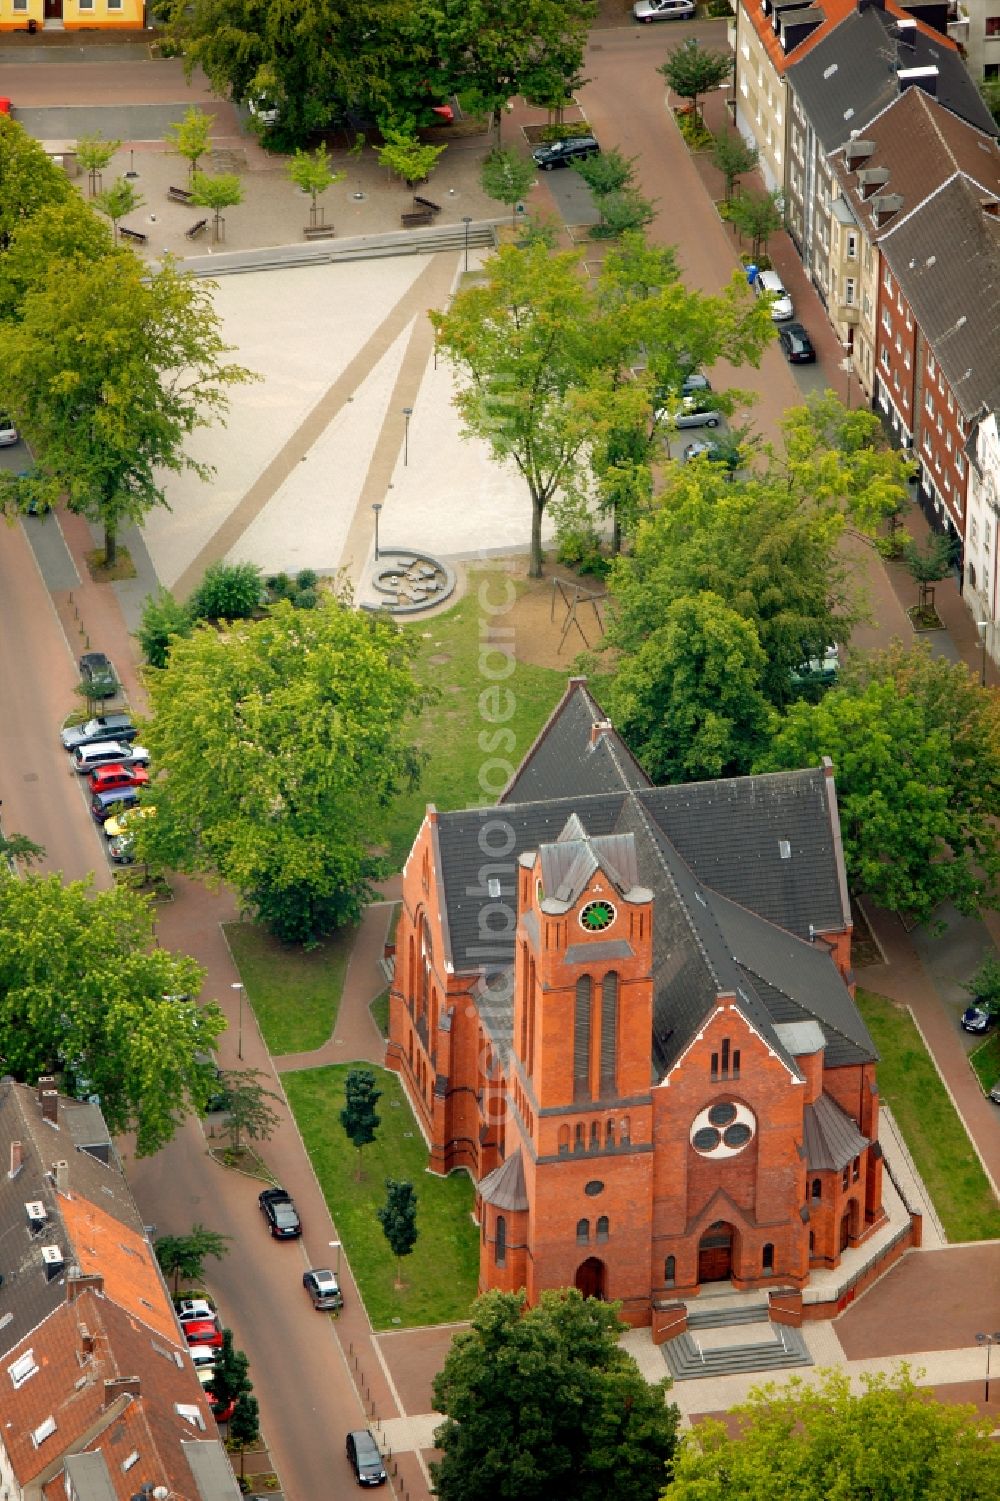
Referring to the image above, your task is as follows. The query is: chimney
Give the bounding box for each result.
[589,719,613,746]
[9,1140,23,1179]
[845,138,875,167]
[53,1159,69,1194]
[68,1272,104,1302]
[103,1376,141,1408]
[41,1245,64,1281]
[40,1091,59,1126]
[79,1325,95,1357]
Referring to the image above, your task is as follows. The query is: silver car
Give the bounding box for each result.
[634,0,696,19]
[658,397,722,429]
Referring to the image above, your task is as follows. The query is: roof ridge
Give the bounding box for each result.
[622,793,723,992]
[496,677,595,803]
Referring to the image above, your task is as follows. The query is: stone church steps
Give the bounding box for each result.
[662,1321,813,1380]
[685,1301,771,1330]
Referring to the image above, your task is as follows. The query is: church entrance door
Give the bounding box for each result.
[698,1221,734,1282]
[575,1257,606,1300]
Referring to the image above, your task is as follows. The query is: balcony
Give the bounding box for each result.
[839,304,859,326]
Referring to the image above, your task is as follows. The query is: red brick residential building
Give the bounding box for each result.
[387,682,887,1325]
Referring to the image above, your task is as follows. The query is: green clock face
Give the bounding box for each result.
[580,899,616,932]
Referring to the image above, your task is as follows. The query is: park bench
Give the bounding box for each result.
[185,218,208,240]
[401,210,433,228]
[168,184,193,204]
[118,225,148,244]
[303,224,336,240]
[412,194,441,214]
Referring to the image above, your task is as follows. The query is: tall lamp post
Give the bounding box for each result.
[462,215,472,273]
[372,501,382,562]
[402,406,413,467]
[977,619,989,687]
[975,1331,1000,1404]
[231,981,244,1061]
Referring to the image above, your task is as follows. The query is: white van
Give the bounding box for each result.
[73,740,149,776]
[753,268,793,321]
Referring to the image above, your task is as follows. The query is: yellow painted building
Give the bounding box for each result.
[0,0,145,31]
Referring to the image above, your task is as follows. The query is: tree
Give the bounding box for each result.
[590,188,656,240]
[188,560,264,621]
[76,131,121,197]
[0,830,44,870]
[166,106,215,179]
[0,116,72,247]
[138,588,194,668]
[154,1223,231,1294]
[964,953,1000,1017]
[728,187,784,261]
[140,597,424,945]
[340,1068,382,1179]
[610,591,771,782]
[377,1178,418,1287]
[712,128,759,203]
[0,255,254,565]
[902,530,955,614]
[209,1328,252,1411]
[228,1391,260,1478]
[287,145,345,227]
[667,1365,998,1501]
[189,170,243,242]
[221,1068,282,1153]
[658,38,733,120]
[777,392,915,540]
[981,76,1000,128]
[480,148,535,232]
[0,871,224,1154]
[432,1288,679,1501]
[374,130,446,186]
[0,200,116,321]
[93,179,145,241]
[573,147,635,199]
[756,641,1000,922]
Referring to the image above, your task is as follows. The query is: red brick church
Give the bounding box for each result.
[386,680,886,1324]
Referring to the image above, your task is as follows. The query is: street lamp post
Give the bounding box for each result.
[402,406,413,467]
[125,148,139,180]
[372,501,382,562]
[231,981,244,1061]
[975,1332,1000,1404]
[462,215,472,273]
[977,619,989,687]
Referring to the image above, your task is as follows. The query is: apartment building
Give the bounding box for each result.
[964,413,1000,662]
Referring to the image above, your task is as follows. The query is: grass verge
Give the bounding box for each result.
[370,988,390,1039]
[383,572,571,868]
[283,1064,479,1329]
[225,921,354,1055]
[969,1031,1000,1095]
[857,989,1000,1241]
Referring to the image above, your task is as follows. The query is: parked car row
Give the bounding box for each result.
[174,1294,237,1423]
[60,690,156,857]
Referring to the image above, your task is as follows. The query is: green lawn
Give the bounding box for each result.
[383,572,579,867]
[857,989,1000,1241]
[224,921,354,1055]
[370,987,390,1039]
[283,1064,479,1329]
[969,1031,1000,1095]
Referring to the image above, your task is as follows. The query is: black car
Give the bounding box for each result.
[961,1004,993,1034]
[258,1186,302,1239]
[78,651,119,697]
[346,1429,387,1487]
[61,712,137,752]
[778,322,816,364]
[531,135,600,170]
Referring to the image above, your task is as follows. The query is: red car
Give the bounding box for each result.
[175,1297,223,1348]
[89,763,150,795]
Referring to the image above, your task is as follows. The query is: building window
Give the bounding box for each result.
[986,14,1000,34]
[665,1256,676,1286]
[495,1215,506,1267]
[884,267,892,293]
[844,277,856,306]
[881,307,892,334]
[711,1051,719,1082]
[590,1120,600,1151]
[575,1123,585,1153]
[558,1125,570,1156]
[852,1155,861,1182]
[600,972,618,1097]
[925,390,934,415]
[811,1178,822,1201]
[842,1166,850,1191]
[809,1231,815,1253]
[574,976,592,1102]
[596,1216,609,1243]
[927,351,936,378]
[762,1243,774,1274]
[606,1118,616,1148]
[846,231,858,258]
[904,350,911,370]
[576,1218,590,1245]
[971,516,979,547]
[621,1115,631,1145]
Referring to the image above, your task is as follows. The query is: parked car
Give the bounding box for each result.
[790,644,840,685]
[73,740,149,775]
[346,1429,387,1488]
[531,135,600,170]
[182,1313,223,1348]
[207,1385,237,1423]
[989,1080,1000,1104]
[0,415,17,446]
[107,834,135,865]
[104,804,156,840]
[90,788,141,825]
[779,322,816,364]
[89,763,150,796]
[682,371,711,395]
[661,397,721,429]
[258,1186,302,1239]
[78,651,119,694]
[682,437,741,472]
[961,1004,993,1033]
[247,95,279,127]
[303,1267,344,1311]
[752,268,794,321]
[189,1344,217,1374]
[61,712,137,753]
[175,1296,217,1324]
[633,0,696,19]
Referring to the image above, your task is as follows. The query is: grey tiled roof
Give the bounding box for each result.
[479,1148,529,1210]
[803,1091,869,1170]
[788,6,997,151]
[879,172,1000,420]
[499,679,651,806]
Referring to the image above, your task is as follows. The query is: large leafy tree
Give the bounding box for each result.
[658,38,733,118]
[0,198,114,321]
[0,256,254,563]
[139,597,425,945]
[154,1223,231,1294]
[610,591,771,783]
[0,116,71,248]
[432,1288,679,1501]
[0,873,223,1154]
[756,641,1000,922]
[667,1365,998,1501]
